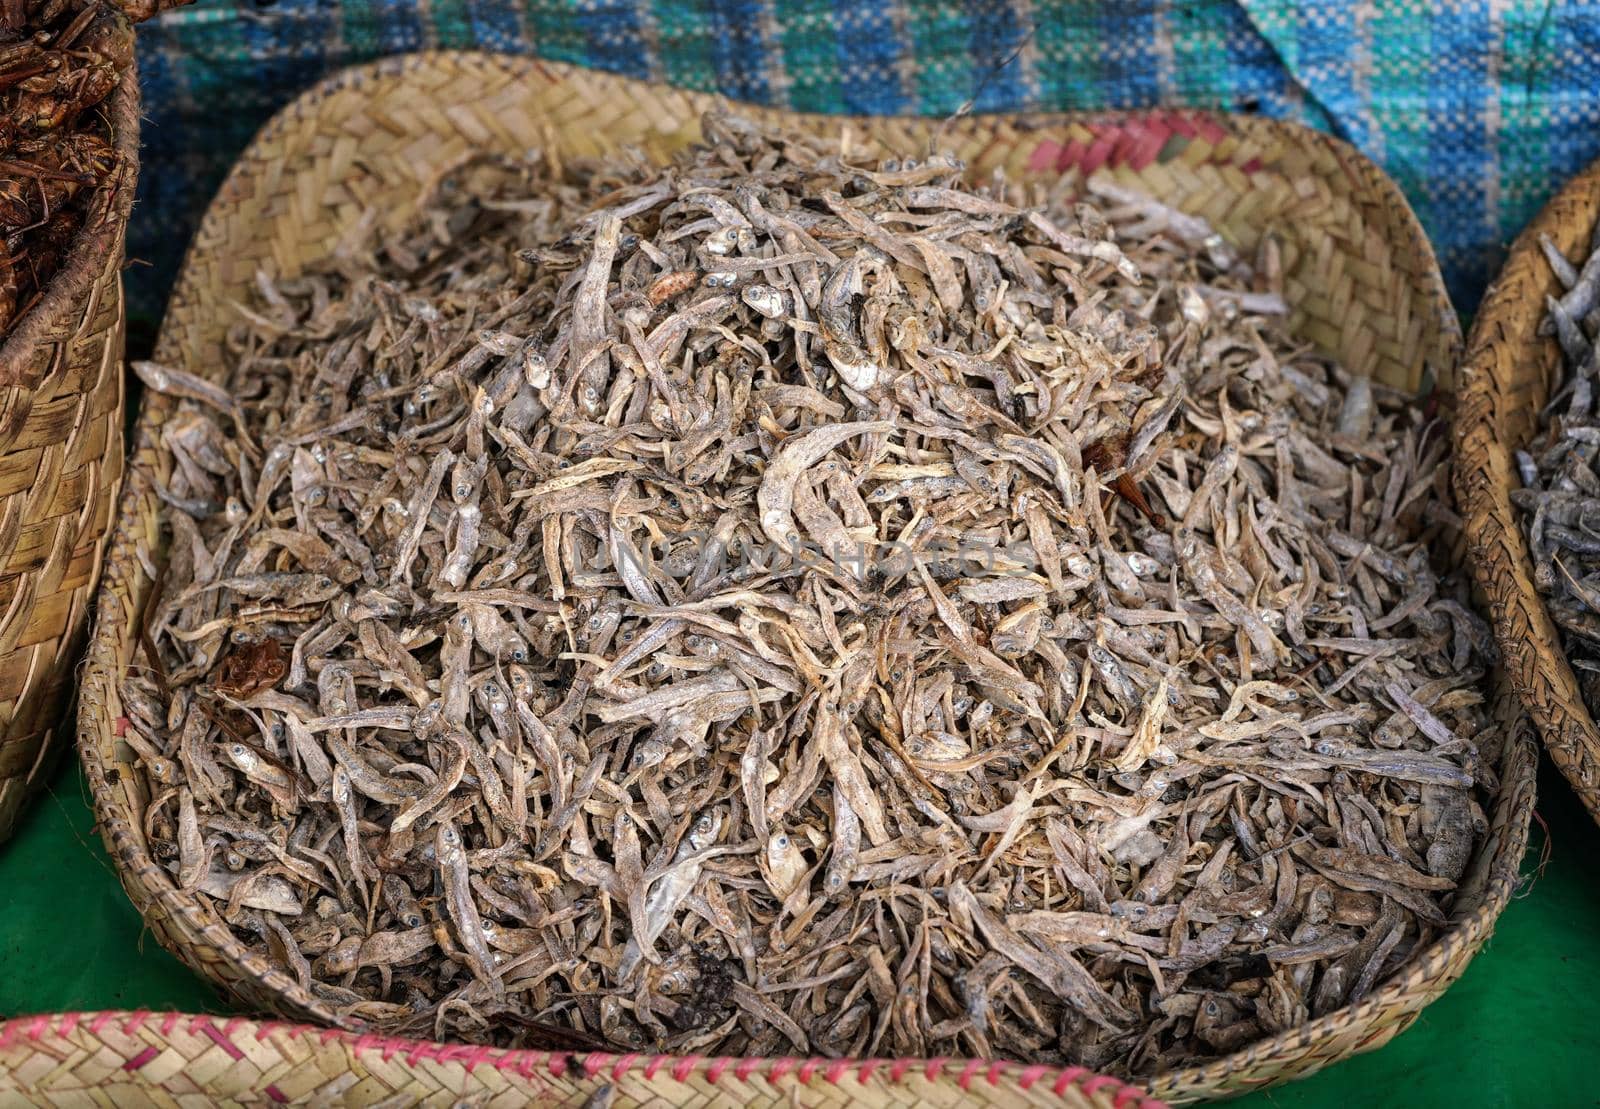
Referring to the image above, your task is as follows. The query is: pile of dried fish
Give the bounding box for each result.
[125,114,1497,1076]
[1517,219,1600,706]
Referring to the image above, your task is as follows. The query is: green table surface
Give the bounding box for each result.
[2,753,1596,1107]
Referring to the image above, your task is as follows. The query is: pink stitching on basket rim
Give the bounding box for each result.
[1082,1074,1121,1097]
[122,1046,158,1071]
[1054,1066,1090,1096]
[1019,1063,1050,1090]
[0,1012,1169,1106]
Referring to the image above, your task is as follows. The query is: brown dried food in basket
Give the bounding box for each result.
[124,113,1498,1075]
[0,0,185,340]
[1513,221,1600,700]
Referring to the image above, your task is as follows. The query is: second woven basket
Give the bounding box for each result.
[0,21,138,844]
[1455,156,1600,825]
[77,53,1534,1104]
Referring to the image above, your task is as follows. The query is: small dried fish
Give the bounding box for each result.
[1521,216,1600,728]
[127,112,1493,1076]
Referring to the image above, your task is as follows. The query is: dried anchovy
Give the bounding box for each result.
[1518,217,1600,707]
[125,113,1495,1075]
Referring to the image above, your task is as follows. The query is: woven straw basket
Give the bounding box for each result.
[0,1010,1164,1108]
[0,24,137,845]
[1455,156,1600,825]
[76,53,1536,1104]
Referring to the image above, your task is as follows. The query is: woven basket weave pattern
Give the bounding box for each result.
[1455,158,1600,822]
[0,34,138,844]
[0,1010,1165,1108]
[77,53,1534,1104]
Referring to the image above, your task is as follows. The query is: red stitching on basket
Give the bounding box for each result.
[318,1028,341,1045]
[581,1053,608,1077]
[797,1058,822,1083]
[858,1059,883,1082]
[734,1058,761,1082]
[547,1053,568,1077]
[1082,1075,1120,1097]
[923,1057,947,1082]
[160,1014,178,1036]
[464,1045,495,1072]
[264,1084,288,1103]
[199,1020,244,1060]
[0,1023,15,1050]
[125,1012,150,1035]
[89,1014,114,1035]
[1112,1084,1144,1109]
[768,1057,797,1083]
[610,1053,639,1080]
[1018,1064,1049,1090]
[957,1058,984,1091]
[123,1046,158,1071]
[986,1060,1007,1086]
[643,1055,667,1080]
[823,1059,849,1084]
[58,1013,79,1037]
[671,1055,699,1083]
[706,1057,732,1083]
[889,1058,913,1082]
[1053,1066,1089,1095]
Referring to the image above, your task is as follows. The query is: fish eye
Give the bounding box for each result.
[511,648,527,661]
[774,835,789,848]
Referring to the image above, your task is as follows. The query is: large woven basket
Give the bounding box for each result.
[76,53,1536,1104]
[0,24,138,844]
[0,1010,1164,1108]
[1455,157,1600,824]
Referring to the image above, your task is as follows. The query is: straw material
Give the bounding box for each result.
[1455,158,1600,824]
[76,53,1534,1103]
[0,27,137,844]
[0,1010,1166,1108]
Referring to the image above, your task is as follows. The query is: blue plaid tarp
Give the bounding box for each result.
[127,0,1600,323]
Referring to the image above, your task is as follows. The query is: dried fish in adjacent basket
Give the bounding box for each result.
[1517,217,1600,703]
[124,112,1497,1076]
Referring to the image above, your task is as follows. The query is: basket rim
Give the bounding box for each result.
[77,50,1531,1102]
[0,1009,1168,1107]
[1453,152,1600,825]
[0,12,138,392]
